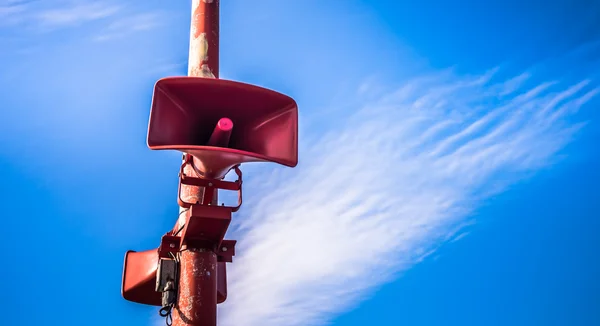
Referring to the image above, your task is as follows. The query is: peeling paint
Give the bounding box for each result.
[189,64,216,78]
[173,1,220,324]
[198,33,209,61]
[174,250,218,325]
[201,64,216,78]
[187,0,218,78]
[189,33,214,78]
[190,0,201,37]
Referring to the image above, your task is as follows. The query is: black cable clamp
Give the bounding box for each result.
[157,252,179,326]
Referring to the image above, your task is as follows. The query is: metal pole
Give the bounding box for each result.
[173,1,220,325]
[187,0,219,78]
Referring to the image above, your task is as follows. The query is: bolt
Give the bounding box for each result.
[222,247,227,252]
[170,243,176,248]
[208,182,213,187]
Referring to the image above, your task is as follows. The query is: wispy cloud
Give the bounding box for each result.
[36,2,120,28]
[0,0,32,25]
[146,59,188,77]
[0,0,162,39]
[0,0,120,28]
[94,12,160,42]
[216,66,597,326]
[0,0,27,15]
[450,231,470,243]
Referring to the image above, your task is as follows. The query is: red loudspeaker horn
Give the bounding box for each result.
[121,249,231,306]
[147,77,298,179]
[121,249,161,306]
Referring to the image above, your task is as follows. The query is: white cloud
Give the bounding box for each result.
[499,72,531,96]
[94,12,161,42]
[0,0,162,38]
[214,66,597,326]
[36,2,120,28]
[0,3,25,16]
[146,60,188,77]
[0,1,121,28]
[450,231,470,243]
[0,0,31,24]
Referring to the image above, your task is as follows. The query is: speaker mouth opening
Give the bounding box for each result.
[147,76,299,176]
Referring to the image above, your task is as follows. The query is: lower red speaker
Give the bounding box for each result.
[121,250,230,305]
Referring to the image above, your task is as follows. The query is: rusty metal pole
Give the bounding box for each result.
[173,1,220,325]
[187,0,219,79]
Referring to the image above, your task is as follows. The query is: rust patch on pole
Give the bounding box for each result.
[174,249,218,325]
[188,0,219,78]
[174,1,221,325]
[176,0,220,231]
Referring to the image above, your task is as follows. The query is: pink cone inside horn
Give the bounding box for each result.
[207,118,233,147]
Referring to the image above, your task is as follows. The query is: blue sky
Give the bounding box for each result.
[1,0,599,325]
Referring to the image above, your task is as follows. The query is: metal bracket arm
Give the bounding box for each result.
[177,157,243,212]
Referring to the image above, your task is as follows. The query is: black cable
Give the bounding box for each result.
[159,306,171,317]
[173,208,189,236]
[190,158,206,178]
[158,254,179,326]
[159,306,173,326]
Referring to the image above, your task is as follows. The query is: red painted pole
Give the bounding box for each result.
[188,0,219,79]
[175,250,218,325]
[175,0,220,230]
[173,1,220,325]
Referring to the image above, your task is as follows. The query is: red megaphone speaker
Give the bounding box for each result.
[121,249,161,306]
[147,77,298,178]
[122,236,236,306]
[122,251,231,306]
